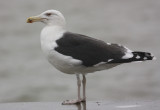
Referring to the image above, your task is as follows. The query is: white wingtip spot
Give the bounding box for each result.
[122,53,133,59]
[153,56,156,60]
[107,43,111,45]
[143,57,147,60]
[122,46,133,59]
[94,62,106,67]
[150,53,156,60]
[136,55,140,59]
[108,59,113,62]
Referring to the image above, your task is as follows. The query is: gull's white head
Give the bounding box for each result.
[27,10,66,26]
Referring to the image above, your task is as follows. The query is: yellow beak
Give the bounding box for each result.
[26,16,42,23]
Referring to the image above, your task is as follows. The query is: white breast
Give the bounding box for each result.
[40,26,82,74]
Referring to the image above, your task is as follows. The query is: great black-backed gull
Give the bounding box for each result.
[27,10,155,105]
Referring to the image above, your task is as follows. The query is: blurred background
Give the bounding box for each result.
[0,0,159,103]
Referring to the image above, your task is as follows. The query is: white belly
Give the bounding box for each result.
[47,50,83,74]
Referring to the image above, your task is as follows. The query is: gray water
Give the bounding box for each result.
[0,0,160,102]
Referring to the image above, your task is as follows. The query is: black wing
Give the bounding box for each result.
[55,32,127,67]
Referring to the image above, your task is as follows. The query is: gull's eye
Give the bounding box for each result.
[45,13,52,16]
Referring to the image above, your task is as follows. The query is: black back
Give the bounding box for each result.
[55,32,126,67]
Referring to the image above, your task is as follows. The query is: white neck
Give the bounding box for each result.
[40,25,66,55]
[41,25,66,41]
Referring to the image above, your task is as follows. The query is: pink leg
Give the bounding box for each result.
[62,74,82,105]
